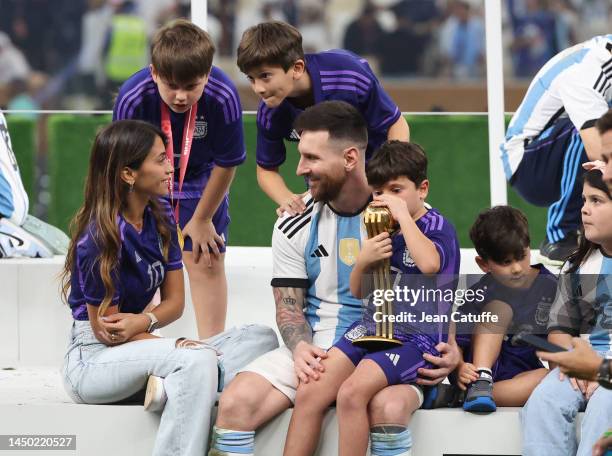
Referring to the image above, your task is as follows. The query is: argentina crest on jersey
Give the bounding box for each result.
[403,247,415,268]
[600,302,612,329]
[344,324,367,341]
[194,115,208,139]
[535,295,553,326]
[339,238,360,266]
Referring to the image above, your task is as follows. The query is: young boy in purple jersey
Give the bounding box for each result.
[454,206,554,413]
[236,21,410,217]
[282,141,460,456]
[113,19,246,339]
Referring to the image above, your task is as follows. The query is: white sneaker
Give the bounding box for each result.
[0,217,53,258]
[144,375,167,412]
[21,215,69,254]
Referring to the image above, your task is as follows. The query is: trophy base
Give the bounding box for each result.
[352,336,403,351]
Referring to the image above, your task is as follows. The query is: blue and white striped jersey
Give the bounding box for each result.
[501,35,612,179]
[271,194,368,349]
[548,248,612,355]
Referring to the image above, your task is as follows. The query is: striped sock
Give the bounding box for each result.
[476,367,493,382]
[370,425,412,456]
[209,426,255,456]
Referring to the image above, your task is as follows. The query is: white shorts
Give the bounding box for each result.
[239,345,298,402]
[239,345,424,407]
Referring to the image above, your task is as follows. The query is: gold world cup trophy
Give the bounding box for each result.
[352,204,403,350]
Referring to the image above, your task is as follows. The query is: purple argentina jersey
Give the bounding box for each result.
[68,201,183,321]
[113,66,246,199]
[455,265,556,381]
[256,50,401,168]
[456,265,557,347]
[336,209,459,385]
[391,208,460,342]
[390,208,460,276]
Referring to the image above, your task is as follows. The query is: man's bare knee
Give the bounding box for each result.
[216,374,263,429]
[216,373,288,430]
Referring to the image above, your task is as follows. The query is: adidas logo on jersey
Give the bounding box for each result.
[311,244,329,258]
[385,353,400,366]
[135,251,142,263]
[288,129,300,141]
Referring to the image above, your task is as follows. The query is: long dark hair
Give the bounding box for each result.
[61,120,171,316]
[565,170,612,273]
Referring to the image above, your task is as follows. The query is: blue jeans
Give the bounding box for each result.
[521,367,612,456]
[62,321,278,456]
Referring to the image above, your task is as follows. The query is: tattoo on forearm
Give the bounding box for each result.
[274,287,311,351]
[283,297,296,306]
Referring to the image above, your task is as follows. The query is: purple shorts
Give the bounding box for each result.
[490,343,545,382]
[173,195,230,253]
[334,322,440,386]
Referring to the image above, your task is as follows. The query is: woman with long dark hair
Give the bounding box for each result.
[59,120,279,456]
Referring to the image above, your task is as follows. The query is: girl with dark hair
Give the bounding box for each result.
[565,168,612,273]
[521,168,612,456]
[60,120,278,456]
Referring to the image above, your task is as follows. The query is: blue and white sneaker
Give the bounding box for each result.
[0,217,53,258]
[463,373,496,413]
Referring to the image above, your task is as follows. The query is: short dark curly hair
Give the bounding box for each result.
[366,141,428,188]
[469,205,530,263]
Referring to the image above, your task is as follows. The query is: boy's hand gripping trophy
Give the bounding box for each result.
[352,204,403,350]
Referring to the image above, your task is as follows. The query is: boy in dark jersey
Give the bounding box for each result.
[114,19,246,339]
[237,21,409,217]
[456,206,555,413]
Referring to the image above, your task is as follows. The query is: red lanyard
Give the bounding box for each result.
[160,103,197,221]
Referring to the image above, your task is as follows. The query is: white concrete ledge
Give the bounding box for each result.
[0,368,533,456]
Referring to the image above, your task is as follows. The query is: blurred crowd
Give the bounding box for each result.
[0,0,610,111]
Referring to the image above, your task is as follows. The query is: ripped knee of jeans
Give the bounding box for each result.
[175,337,204,349]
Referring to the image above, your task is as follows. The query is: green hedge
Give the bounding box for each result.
[5,115,36,199]
[47,115,112,230]
[29,114,548,247]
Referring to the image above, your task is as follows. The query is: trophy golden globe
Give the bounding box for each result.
[352,204,403,350]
